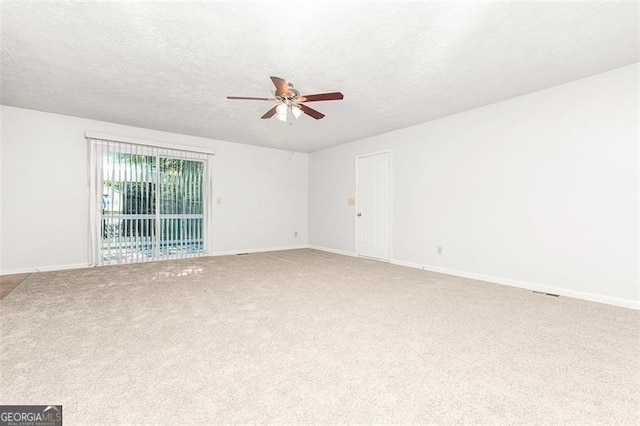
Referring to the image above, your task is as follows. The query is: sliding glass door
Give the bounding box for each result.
[90,139,209,265]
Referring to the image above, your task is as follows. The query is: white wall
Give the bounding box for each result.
[309,64,639,306]
[1,106,308,273]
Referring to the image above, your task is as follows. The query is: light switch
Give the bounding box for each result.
[216,197,222,205]
[347,198,355,206]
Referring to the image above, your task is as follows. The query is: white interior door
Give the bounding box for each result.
[357,152,391,260]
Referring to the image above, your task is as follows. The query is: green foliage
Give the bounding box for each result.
[103,153,204,215]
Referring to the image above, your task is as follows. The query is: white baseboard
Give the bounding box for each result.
[0,246,308,274]
[1,263,91,276]
[390,259,426,270]
[1,246,309,274]
[390,259,640,310]
[210,245,308,257]
[4,249,636,310]
[307,245,357,257]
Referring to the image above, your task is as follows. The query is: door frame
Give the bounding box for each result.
[88,140,211,266]
[355,149,393,261]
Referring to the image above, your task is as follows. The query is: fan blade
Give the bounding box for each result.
[300,92,344,102]
[299,104,325,120]
[270,76,291,96]
[261,106,278,119]
[227,96,274,101]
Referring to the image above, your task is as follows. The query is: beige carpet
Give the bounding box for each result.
[1,249,638,424]
[0,273,31,300]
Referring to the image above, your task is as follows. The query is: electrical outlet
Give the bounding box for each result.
[216,197,222,205]
[437,246,443,255]
[294,231,298,238]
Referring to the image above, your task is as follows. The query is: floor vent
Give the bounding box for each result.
[533,291,560,297]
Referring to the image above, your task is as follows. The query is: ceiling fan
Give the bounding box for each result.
[227,76,344,121]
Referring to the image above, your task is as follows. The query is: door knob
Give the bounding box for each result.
[357,213,362,217]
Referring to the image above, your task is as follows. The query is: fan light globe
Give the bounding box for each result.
[276,104,288,122]
[291,106,302,119]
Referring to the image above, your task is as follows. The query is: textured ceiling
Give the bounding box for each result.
[1,2,638,153]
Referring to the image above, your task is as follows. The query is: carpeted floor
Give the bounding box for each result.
[0,273,31,300]
[1,249,638,424]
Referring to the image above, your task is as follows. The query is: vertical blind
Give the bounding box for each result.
[88,137,213,266]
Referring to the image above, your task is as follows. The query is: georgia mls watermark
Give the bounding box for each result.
[0,405,62,426]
